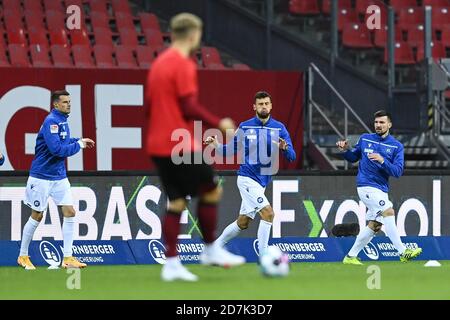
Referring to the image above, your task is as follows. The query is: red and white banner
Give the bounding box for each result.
[0,67,303,170]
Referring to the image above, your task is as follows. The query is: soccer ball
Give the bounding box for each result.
[259,245,290,277]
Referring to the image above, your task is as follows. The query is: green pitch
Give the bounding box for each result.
[1,262,449,300]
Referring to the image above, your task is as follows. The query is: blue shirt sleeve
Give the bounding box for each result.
[280,125,296,162]
[343,137,362,163]
[43,120,81,158]
[70,137,80,143]
[380,144,404,178]
[0,152,4,166]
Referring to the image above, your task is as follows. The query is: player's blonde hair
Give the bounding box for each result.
[170,13,203,40]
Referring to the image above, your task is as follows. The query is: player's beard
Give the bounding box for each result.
[257,110,270,119]
[376,128,388,136]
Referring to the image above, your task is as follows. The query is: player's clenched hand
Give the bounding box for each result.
[218,117,236,133]
[368,153,384,164]
[82,138,95,149]
[278,138,288,151]
[336,140,350,151]
[204,135,218,147]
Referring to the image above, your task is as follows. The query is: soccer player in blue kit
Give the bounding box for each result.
[205,91,296,255]
[17,90,95,270]
[337,110,422,265]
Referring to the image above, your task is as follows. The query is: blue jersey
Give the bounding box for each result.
[0,152,4,166]
[342,133,404,193]
[29,109,81,180]
[219,116,296,187]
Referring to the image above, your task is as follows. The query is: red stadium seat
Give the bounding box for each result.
[398,7,424,31]
[342,23,373,49]
[373,26,403,48]
[65,0,84,9]
[355,0,384,15]
[119,28,139,46]
[201,47,225,69]
[72,45,95,68]
[25,11,46,30]
[322,0,352,15]
[289,0,320,15]
[69,29,91,46]
[8,44,31,67]
[136,45,154,69]
[115,12,135,30]
[3,9,24,30]
[24,0,44,14]
[139,12,160,31]
[115,45,138,68]
[232,63,251,70]
[144,28,165,51]
[390,0,418,12]
[338,9,359,32]
[442,26,450,48]
[422,0,450,6]
[383,41,415,64]
[0,47,10,67]
[111,0,132,14]
[94,27,114,47]
[51,44,73,67]
[43,0,64,12]
[28,28,49,48]
[93,45,115,68]
[406,24,437,48]
[50,29,69,47]
[46,10,66,30]
[89,0,109,15]
[2,0,22,13]
[416,41,447,61]
[30,44,52,67]
[90,11,111,30]
[7,29,27,46]
[431,7,450,31]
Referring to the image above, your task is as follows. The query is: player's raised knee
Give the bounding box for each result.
[237,215,251,230]
[382,207,395,217]
[260,205,274,222]
[200,185,222,204]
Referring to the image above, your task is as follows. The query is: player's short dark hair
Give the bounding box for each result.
[374,110,392,122]
[51,90,70,104]
[254,91,272,103]
[170,13,203,40]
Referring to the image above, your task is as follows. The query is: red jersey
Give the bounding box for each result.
[145,48,202,156]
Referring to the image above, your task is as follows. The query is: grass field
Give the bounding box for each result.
[0,261,449,300]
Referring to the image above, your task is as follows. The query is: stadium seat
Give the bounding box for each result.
[289,0,320,15]
[25,11,46,30]
[355,0,384,15]
[232,63,251,70]
[46,10,66,30]
[30,44,52,67]
[93,27,114,47]
[416,41,447,61]
[337,9,359,32]
[49,29,69,47]
[7,29,27,46]
[69,29,91,46]
[94,45,115,68]
[89,0,109,15]
[43,0,64,12]
[8,44,31,67]
[431,7,450,31]
[115,45,138,68]
[390,0,418,12]
[65,0,84,9]
[28,28,49,48]
[422,0,450,6]
[342,23,373,49]
[398,7,424,31]
[3,9,24,30]
[322,0,352,15]
[2,0,22,13]
[201,47,225,69]
[115,12,135,30]
[51,44,73,67]
[72,45,95,68]
[111,0,132,14]
[373,26,403,48]
[441,26,450,48]
[119,28,139,46]
[23,0,44,14]
[0,47,10,67]
[383,41,415,65]
[90,11,111,30]
[136,45,154,68]
[139,12,160,31]
[144,28,165,51]
[406,24,437,48]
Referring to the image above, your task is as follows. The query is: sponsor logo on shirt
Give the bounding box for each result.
[50,124,59,133]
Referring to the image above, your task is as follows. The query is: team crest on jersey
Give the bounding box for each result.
[379,200,385,206]
[50,124,58,133]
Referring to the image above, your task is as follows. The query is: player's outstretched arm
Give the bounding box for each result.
[337,138,361,163]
